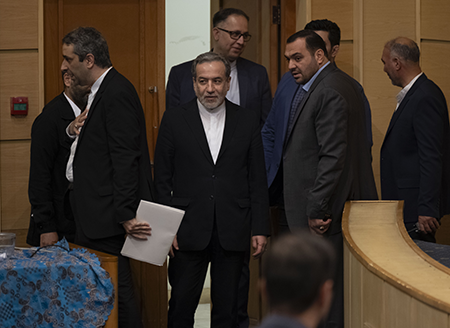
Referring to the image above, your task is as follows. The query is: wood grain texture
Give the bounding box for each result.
[343,201,450,326]
[311,0,353,39]
[0,0,39,49]
[0,51,40,141]
[0,141,31,231]
[421,0,450,41]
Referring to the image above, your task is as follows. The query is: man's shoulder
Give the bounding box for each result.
[237,57,268,73]
[415,74,446,98]
[39,93,70,118]
[169,60,194,75]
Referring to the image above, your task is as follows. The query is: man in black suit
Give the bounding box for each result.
[381,37,450,242]
[166,9,272,326]
[61,27,153,327]
[27,70,89,247]
[166,8,272,127]
[155,52,270,328]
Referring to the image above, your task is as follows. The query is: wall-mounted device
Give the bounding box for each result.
[10,97,28,116]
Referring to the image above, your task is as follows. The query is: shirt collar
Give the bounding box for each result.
[302,61,330,92]
[88,66,113,108]
[396,72,422,108]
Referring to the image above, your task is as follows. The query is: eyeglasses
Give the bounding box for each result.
[216,27,252,42]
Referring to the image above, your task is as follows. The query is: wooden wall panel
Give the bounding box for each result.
[336,41,353,77]
[0,51,40,140]
[0,0,39,49]
[362,0,416,193]
[421,0,450,41]
[410,298,449,328]
[361,265,385,327]
[0,141,30,230]
[311,0,353,40]
[421,41,450,105]
[384,282,411,328]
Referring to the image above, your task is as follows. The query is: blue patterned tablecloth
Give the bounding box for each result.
[0,239,114,328]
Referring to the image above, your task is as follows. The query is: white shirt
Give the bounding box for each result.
[66,67,113,182]
[198,99,226,164]
[63,92,82,117]
[226,60,240,105]
[396,72,423,110]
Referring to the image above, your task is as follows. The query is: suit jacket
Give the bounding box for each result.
[72,68,153,240]
[283,64,378,234]
[154,99,270,252]
[381,73,450,223]
[262,69,373,191]
[165,56,272,126]
[27,93,76,246]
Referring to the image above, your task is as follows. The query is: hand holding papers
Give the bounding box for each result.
[121,200,184,266]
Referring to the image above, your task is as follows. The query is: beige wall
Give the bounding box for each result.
[0,0,43,231]
[296,0,450,196]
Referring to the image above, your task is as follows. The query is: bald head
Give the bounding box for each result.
[385,37,420,63]
[381,37,422,88]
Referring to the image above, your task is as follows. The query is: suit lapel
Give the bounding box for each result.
[59,93,76,120]
[217,100,238,161]
[384,74,427,139]
[182,100,215,165]
[78,67,116,145]
[236,58,248,107]
[284,64,335,144]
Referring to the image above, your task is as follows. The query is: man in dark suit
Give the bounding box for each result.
[380,37,450,242]
[258,233,336,328]
[27,70,89,247]
[61,27,153,328]
[304,19,373,152]
[154,52,269,328]
[165,8,272,127]
[166,9,272,327]
[262,30,377,328]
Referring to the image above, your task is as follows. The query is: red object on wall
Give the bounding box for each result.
[10,97,28,116]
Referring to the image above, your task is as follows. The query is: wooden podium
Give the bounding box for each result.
[343,201,450,328]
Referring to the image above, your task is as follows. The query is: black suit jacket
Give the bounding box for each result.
[283,64,378,234]
[154,99,270,251]
[27,93,76,246]
[72,68,153,240]
[165,56,272,126]
[381,73,450,223]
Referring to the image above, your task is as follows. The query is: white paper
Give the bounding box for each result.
[121,200,184,266]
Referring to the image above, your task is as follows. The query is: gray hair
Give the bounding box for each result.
[62,27,112,68]
[191,52,231,80]
[385,37,420,63]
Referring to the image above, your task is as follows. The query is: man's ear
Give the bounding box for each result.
[63,72,72,88]
[392,56,402,70]
[315,49,326,65]
[85,53,95,69]
[212,27,220,41]
[330,44,340,61]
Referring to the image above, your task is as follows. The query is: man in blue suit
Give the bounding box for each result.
[165,8,272,127]
[381,37,450,242]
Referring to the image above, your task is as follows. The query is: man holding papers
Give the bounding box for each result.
[154,52,270,328]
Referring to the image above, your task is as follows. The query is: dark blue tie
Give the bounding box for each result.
[286,86,306,139]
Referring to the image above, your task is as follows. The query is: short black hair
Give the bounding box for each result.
[62,27,112,68]
[262,232,336,314]
[287,30,328,58]
[304,19,341,48]
[213,8,249,27]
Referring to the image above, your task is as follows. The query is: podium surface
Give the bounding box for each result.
[343,201,450,328]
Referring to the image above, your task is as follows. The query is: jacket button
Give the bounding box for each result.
[210,195,214,200]
[212,175,216,179]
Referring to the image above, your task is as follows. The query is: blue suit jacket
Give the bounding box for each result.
[261,72,298,187]
[381,73,450,223]
[166,56,272,126]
